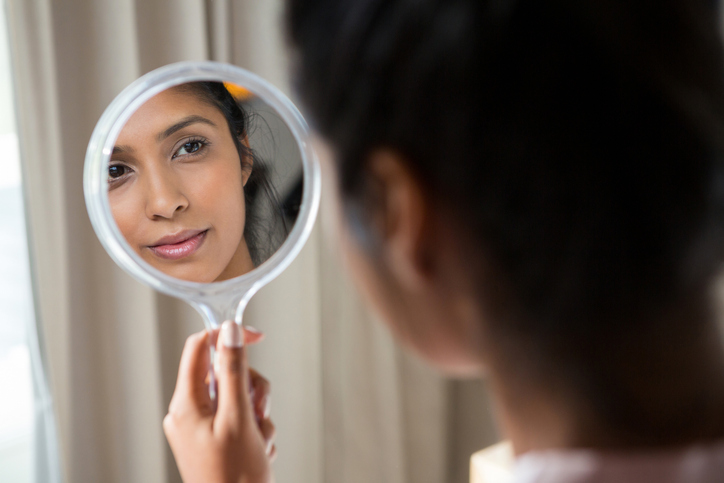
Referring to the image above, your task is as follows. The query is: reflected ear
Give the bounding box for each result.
[366,149,431,291]
[239,135,253,186]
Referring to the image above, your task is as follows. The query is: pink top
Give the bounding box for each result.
[513,442,724,483]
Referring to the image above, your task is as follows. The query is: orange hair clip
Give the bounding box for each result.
[223,82,253,101]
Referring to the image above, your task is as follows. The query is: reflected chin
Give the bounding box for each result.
[147,260,222,284]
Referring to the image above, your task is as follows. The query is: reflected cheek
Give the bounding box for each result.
[191,163,245,243]
[110,194,144,252]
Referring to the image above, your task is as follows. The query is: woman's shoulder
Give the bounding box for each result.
[510,440,724,483]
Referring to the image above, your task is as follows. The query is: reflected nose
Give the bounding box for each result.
[144,169,189,219]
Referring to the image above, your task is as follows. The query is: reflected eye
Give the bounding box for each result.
[175,141,203,157]
[108,164,131,181]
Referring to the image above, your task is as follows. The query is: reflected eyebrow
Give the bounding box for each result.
[158,115,217,141]
[113,145,133,155]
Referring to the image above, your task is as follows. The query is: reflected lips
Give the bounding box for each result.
[149,229,208,260]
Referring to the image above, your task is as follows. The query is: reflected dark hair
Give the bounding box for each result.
[179,81,288,266]
[286,0,724,405]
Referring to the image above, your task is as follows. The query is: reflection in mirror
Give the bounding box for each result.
[108,81,302,283]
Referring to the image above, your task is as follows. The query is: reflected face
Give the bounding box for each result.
[109,87,254,282]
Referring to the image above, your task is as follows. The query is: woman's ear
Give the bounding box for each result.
[239,135,253,186]
[365,149,432,292]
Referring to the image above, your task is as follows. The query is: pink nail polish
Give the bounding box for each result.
[263,395,271,419]
[221,320,243,348]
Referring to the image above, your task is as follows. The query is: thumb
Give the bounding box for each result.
[214,320,254,434]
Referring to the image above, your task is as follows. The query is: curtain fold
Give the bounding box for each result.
[5,1,64,482]
[8,0,169,481]
[7,0,499,482]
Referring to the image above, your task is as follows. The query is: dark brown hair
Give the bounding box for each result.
[286,0,724,428]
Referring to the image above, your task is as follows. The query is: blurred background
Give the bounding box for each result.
[0,0,500,482]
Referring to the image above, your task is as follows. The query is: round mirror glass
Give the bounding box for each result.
[108,81,300,282]
[84,62,320,329]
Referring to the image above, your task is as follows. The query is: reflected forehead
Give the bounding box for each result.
[113,88,225,151]
[113,114,217,155]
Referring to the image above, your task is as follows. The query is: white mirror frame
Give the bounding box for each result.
[84,61,321,329]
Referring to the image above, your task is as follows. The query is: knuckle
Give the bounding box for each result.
[167,399,180,416]
[182,337,196,352]
[162,413,176,434]
[224,352,243,374]
[215,425,239,444]
[185,331,204,348]
[263,418,276,439]
[258,376,271,394]
[166,399,189,422]
[252,371,270,393]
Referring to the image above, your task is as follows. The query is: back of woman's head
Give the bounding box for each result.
[286,0,724,360]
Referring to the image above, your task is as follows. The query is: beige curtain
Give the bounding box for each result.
[6,0,499,482]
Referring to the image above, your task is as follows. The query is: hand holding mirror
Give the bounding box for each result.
[84,61,320,331]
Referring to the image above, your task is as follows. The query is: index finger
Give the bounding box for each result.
[169,330,213,418]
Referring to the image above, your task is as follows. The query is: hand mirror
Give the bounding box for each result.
[84,61,320,330]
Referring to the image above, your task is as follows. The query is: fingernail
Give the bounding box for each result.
[221,320,243,348]
[263,395,271,419]
[244,325,263,335]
